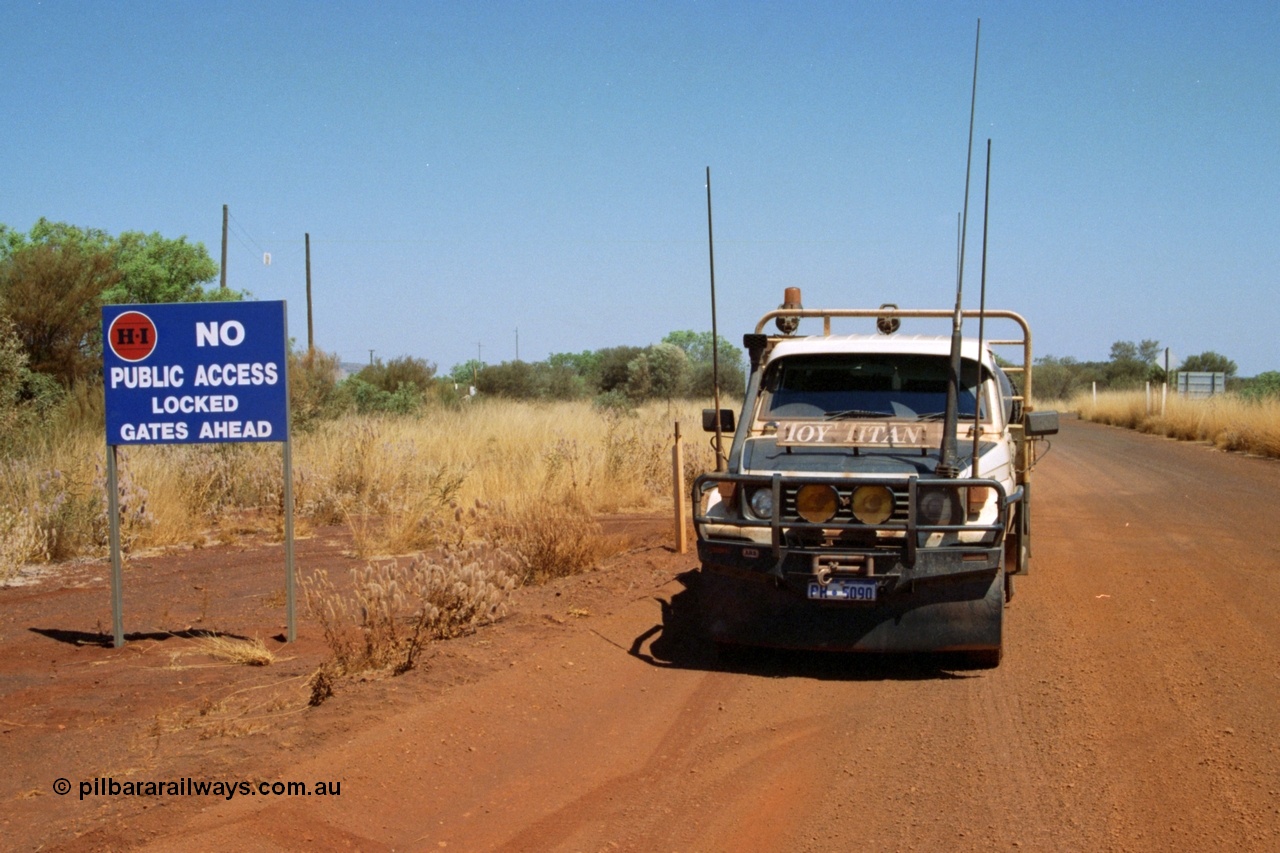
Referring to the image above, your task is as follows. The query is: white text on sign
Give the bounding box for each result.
[196,321,246,347]
[108,363,279,389]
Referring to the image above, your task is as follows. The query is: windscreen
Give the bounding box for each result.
[759,354,988,421]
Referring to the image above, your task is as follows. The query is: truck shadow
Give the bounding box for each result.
[628,570,981,681]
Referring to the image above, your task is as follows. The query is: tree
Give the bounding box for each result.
[288,347,342,429]
[476,360,538,398]
[0,219,240,386]
[593,346,645,394]
[0,223,25,259]
[448,359,484,387]
[356,355,437,396]
[661,330,745,397]
[661,330,742,367]
[1241,371,1280,401]
[290,345,345,425]
[547,350,600,377]
[1105,339,1161,389]
[1033,355,1093,401]
[0,316,29,446]
[540,361,587,400]
[1178,351,1237,378]
[1,219,113,263]
[3,219,231,304]
[106,230,226,304]
[640,342,689,403]
[338,377,423,414]
[623,351,653,401]
[0,242,121,385]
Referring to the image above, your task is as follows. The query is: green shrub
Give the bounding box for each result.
[288,348,341,429]
[354,356,436,396]
[592,389,634,414]
[1241,371,1280,401]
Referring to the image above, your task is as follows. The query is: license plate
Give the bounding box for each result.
[807,579,877,601]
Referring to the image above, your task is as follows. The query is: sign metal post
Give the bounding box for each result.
[106,445,125,648]
[101,301,294,647]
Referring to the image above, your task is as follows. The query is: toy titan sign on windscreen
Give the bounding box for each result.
[102,302,289,445]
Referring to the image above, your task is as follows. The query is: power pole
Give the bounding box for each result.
[515,327,519,361]
[305,233,314,352]
[220,204,228,290]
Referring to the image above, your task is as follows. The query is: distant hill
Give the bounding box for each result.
[337,362,366,380]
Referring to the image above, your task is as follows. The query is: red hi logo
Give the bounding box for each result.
[108,311,158,362]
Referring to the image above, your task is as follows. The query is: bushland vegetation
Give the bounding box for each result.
[1072,389,1280,459]
[7,216,1277,685]
[442,330,746,407]
[1,219,238,576]
[1032,339,1248,400]
[1,376,716,692]
[1030,337,1280,457]
[0,218,733,569]
[0,377,719,578]
[2,219,738,693]
[0,219,242,387]
[4,313,719,691]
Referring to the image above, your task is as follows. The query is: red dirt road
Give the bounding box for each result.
[4,416,1280,851]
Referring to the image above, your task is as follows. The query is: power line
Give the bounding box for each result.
[226,226,260,262]
[227,210,268,256]
[223,210,306,265]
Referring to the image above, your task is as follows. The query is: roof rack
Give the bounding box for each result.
[754,306,1034,404]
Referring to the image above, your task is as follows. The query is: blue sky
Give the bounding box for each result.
[3,1,1277,376]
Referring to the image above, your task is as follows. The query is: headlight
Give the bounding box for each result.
[851,485,894,525]
[917,487,961,525]
[795,484,838,523]
[748,487,775,519]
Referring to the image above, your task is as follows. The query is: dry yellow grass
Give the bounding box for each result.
[1073,390,1280,458]
[192,633,276,667]
[301,540,518,702]
[1,398,721,564]
[291,399,715,556]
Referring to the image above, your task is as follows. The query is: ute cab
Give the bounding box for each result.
[693,290,1057,666]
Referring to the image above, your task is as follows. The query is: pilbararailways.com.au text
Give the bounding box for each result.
[64,777,340,801]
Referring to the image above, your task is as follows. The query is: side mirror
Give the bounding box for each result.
[702,408,735,433]
[1025,410,1059,437]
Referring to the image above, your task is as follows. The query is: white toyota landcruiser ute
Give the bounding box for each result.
[693,289,1058,666]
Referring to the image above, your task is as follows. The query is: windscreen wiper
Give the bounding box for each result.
[824,409,895,420]
[916,410,977,421]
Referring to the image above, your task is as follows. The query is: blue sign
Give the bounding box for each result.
[102,301,289,445]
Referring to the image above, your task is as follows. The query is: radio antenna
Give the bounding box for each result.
[706,166,726,471]
[937,18,981,479]
[973,138,992,476]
